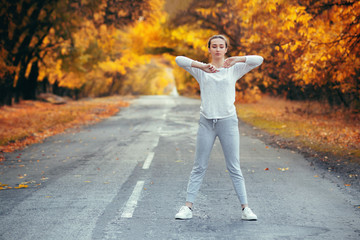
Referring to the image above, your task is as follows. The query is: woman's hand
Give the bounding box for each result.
[191,60,219,73]
[224,56,246,68]
[201,63,219,73]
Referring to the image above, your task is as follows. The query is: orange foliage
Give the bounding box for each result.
[37,0,170,97]
[0,0,172,103]
[2,0,359,106]
[169,0,360,107]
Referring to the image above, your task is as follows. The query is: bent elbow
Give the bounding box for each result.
[259,56,264,64]
[175,56,192,68]
[246,55,264,67]
[255,56,264,66]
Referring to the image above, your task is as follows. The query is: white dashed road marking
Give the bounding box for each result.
[121,181,145,218]
[143,152,155,170]
[121,109,168,218]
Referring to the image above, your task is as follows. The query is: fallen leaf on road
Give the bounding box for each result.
[14,184,28,189]
[344,184,351,187]
[314,175,319,177]
[264,168,269,171]
[277,168,289,171]
[0,183,10,190]
[22,180,35,184]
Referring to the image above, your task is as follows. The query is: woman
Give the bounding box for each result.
[174,35,263,221]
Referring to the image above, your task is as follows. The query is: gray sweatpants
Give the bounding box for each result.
[186,114,248,205]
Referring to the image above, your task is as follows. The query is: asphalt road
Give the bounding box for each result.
[0,95,359,240]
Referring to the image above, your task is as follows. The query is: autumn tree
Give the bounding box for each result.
[0,0,164,105]
[293,0,360,107]
[38,0,168,98]
[0,0,105,105]
[169,0,360,108]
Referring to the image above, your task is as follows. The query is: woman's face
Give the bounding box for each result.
[208,38,227,58]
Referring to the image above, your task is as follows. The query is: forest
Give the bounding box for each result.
[0,0,359,110]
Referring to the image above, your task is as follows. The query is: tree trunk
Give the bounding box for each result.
[14,71,24,104]
[0,72,14,106]
[23,61,39,100]
[15,57,32,103]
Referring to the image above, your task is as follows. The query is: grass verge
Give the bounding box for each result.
[236,96,360,161]
[0,96,129,153]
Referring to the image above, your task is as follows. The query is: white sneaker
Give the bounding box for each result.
[242,207,257,221]
[175,206,193,220]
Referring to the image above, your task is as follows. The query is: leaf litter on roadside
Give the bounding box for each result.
[0,181,29,190]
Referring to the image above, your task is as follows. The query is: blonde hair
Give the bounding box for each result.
[207,35,228,49]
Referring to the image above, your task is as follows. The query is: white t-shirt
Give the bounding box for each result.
[175,55,263,119]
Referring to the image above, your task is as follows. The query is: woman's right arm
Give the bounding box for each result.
[175,56,218,73]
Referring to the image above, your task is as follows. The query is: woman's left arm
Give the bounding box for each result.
[224,56,246,68]
[224,55,263,68]
[226,55,264,81]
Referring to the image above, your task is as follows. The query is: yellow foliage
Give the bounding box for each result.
[121,58,173,95]
[3,0,358,104]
